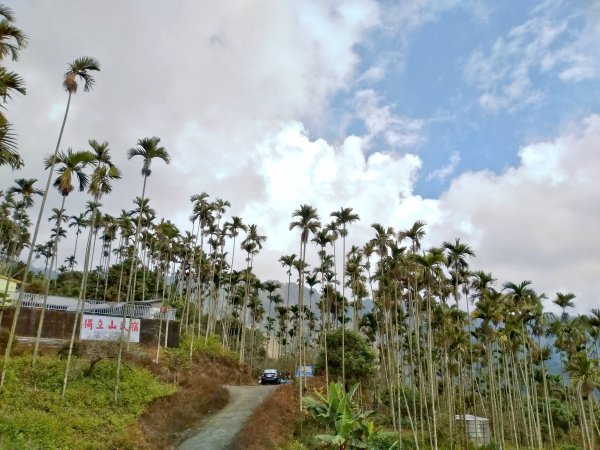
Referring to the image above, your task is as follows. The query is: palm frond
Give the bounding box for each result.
[0,5,16,21]
[0,14,28,61]
[0,124,22,169]
[62,56,100,93]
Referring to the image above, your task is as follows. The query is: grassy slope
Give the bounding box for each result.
[0,355,175,450]
[0,335,253,450]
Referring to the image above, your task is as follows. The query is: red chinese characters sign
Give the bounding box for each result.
[80,314,140,343]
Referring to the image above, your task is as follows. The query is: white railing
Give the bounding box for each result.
[17,293,177,320]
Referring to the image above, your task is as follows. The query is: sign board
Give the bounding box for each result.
[295,365,314,377]
[80,314,140,343]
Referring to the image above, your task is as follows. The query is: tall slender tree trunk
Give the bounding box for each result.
[341,232,346,386]
[32,196,67,365]
[71,229,81,270]
[238,253,253,364]
[62,200,98,397]
[1,92,73,390]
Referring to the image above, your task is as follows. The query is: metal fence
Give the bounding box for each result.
[17,293,177,320]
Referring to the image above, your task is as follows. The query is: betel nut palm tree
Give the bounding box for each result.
[123,137,169,327]
[330,206,359,386]
[0,5,27,170]
[114,137,169,401]
[61,141,120,397]
[68,212,87,267]
[290,204,321,409]
[221,215,247,349]
[33,148,94,365]
[238,224,266,364]
[1,56,100,390]
[7,178,43,209]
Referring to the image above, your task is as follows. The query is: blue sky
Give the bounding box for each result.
[327,0,600,197]
[3,0,600,311]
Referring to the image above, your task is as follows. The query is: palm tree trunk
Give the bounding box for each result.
[102,241,113,302]
[1,92,72,390]
[238,253,252,364]
[62,200,98,398]
[297,239,307,410]
[341,232,346,386]
[577,388,591,449]
[71,229,81,271]
[32,195,67,366]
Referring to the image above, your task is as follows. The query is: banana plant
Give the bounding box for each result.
[303,382,381,449]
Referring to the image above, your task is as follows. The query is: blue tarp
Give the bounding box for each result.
[295,365,314,377]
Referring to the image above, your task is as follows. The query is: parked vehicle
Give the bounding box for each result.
[260,368,280,385]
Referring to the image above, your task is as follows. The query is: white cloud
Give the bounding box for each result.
[3,0,380,247]
[354,89,424,149]
[356,64,387,84]
[430,115,600,312]
[2,0,598,317]
[239,121,428,252]
[427,151,460,181]
[238,114,600,315]
[465,3,600,111]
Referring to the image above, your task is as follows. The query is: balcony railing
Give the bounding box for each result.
[16,293,176,321]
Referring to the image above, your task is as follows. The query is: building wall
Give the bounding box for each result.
[0,278,17,303]
[0,307,180,347]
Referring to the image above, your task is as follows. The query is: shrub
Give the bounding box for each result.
[304,382,382,449]
[316,329,376,386]
[57,341,81,359]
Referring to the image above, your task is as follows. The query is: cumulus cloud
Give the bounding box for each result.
[465,2,600,111]
[430,115,600,312]
[2,0,380,243]
[227,121,435,277]
[243,114,600,315]
[2,0,598,317]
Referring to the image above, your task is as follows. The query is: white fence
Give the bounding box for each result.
[17,293,176,320]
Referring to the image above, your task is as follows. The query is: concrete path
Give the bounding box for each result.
[178,385,279,450]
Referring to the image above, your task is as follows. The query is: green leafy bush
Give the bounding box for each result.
[316,329,376,386]
[304,382,382,449]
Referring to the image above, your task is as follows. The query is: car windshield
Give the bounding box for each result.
[263,370,277,374]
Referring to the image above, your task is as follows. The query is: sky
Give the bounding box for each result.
[1,0,599,313]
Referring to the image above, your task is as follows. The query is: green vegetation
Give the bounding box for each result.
[1,3,599,450]
[304,382,381,449]
[316,329,376,387]
[0,355,175,449]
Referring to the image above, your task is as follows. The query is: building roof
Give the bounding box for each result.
[0,274,22,284]
[455,414,489,421]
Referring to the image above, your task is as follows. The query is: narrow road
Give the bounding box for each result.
[178,385,279,450]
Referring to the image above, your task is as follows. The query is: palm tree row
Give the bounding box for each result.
[0,6,597,445]
[3,145,599,447]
